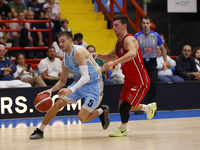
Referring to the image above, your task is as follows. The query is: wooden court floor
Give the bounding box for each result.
[0,117,200,150]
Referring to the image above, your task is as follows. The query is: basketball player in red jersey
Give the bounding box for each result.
[93,14,157,137]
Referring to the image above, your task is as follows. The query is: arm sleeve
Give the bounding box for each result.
[156,33,164,46]
[69,65,90,93]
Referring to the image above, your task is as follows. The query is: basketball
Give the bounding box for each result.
[34,93,52,112]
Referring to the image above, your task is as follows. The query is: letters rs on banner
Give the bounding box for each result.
[167,0,197,13]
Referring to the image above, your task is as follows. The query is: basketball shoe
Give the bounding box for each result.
[146,102,157,119]
[30,128,44,139]
[109,125,129,137]
[99,105,110,130]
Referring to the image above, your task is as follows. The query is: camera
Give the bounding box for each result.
[27,64,31,71]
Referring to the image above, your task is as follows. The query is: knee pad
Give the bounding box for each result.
[119,100,132,123]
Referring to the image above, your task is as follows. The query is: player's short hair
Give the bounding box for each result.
[142,15,152,23]
[113,14,129,26]
[57,31,73,40]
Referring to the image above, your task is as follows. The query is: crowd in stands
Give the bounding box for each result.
[0,0,200,88]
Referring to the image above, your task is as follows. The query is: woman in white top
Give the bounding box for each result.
[191,47,200,72]
[13,53,47,87]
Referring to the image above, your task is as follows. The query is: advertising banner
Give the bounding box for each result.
[167,0,197,13]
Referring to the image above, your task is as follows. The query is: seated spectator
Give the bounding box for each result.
[38,46,62,86]
[37,7,61,47]
[7,11,34,58]
[160,34,170,56]
[13,53,47,87]
[52,36,64,58]
[111,63,124,84]
[9,0,27,18]
[156,46,184,82]
[0,15,7,46]
[191,47,200,72]
[73,33,88,48]
[175,45,200,81]
[43,0,62,21]
[27,0,44,20]
[87,45,117,84]
[60,18,72,33]
[0,0,12,20]
[0,44,31,88]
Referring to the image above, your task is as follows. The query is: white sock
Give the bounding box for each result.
[39,123,47,131]
[96,108,103,115]
[121,124,127,129]
[142,104,150,112]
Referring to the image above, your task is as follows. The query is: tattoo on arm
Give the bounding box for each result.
[111,53,116,59]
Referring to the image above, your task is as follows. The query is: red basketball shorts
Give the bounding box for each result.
[120,83,150,107]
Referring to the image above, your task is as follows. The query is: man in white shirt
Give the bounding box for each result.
[156,46,184,82]
[38,46,62,86]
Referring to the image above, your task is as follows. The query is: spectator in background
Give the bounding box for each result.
[27,0,44,20]
[7,11,34,58]
[156,46,184,82]
[52,35,64,58]
[43,0,62,21]
[74,33,88,48]
[191,47,200,72]
[175,45,200,81]
[0,0,12,20]
[38,46,62,86]
[0,44,31,88]
[60,18,72,33]
[0,15,7,46]
[13,53,47,87]
[111,63,124,84]
[160,34,170,56]
[9,0,27,18]
[87,45,117,84]
[37,7,61,47]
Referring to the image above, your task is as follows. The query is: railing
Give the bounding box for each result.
[0,20,52,51]
[94,0,156,32]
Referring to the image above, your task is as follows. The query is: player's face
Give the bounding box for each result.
[113,20,126,37]
[195,49,200,59]
[16,54,25,66]
[142,18,151,32]
[58,35,72,52]
[182,46,191,59]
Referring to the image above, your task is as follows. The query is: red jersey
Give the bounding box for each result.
[115,33,150,86]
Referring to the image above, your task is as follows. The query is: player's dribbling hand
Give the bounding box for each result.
[38,89,52,97]
[58,88,72,97]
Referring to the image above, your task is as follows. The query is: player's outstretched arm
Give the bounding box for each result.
[94,49,117,61]
[105,36,137,68]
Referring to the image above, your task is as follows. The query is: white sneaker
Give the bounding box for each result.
[146,102,157,119]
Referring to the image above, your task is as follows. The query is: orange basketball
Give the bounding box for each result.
[34,93,52,112]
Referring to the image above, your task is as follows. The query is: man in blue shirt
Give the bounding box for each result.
[0,45,16,80]
[175,45,200,81]
[134,15,167,112]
